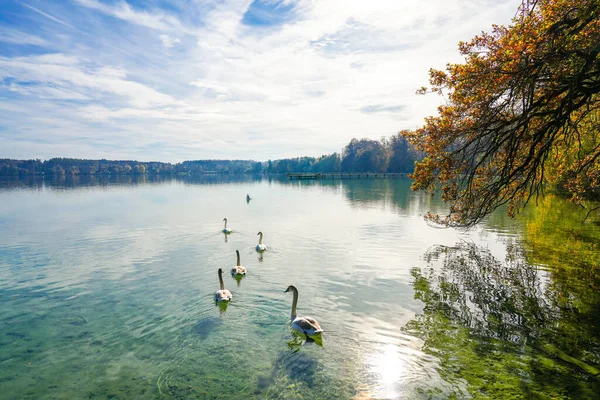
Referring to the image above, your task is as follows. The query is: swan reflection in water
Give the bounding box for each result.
[216,300,229,314]
[231,272,244,287]
[287,329,323,352]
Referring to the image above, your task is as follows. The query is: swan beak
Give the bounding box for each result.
[284,288,289,293]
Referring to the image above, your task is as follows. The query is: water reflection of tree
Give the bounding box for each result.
[0,173,173,191]
[405,241,600,398]
[0,173,292,194]
[342,179,395,207]
[340,178,450,217]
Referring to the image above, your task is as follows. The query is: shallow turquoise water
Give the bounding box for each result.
[0,175,598,399]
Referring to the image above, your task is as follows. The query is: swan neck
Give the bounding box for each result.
[258,232,263,244]
[223,219,227,228]
[218,270,224,290]
[291,289,298,318]
[236,251,240,266]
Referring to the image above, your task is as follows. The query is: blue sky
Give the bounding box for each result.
[0,0,518,162]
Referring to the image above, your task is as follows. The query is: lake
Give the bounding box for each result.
[0,175,599,399]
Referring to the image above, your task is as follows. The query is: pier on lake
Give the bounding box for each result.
[287,172,408,180]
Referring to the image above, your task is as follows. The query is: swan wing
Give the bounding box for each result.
[293,316,322,332]
[215,289,232,301]
[231,266,246,275]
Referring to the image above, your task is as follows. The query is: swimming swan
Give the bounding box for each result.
[215,268,232,302]
[284,285,323,335]
[231,250,247,276]
[256,231,267,252]
[222,218,232,234]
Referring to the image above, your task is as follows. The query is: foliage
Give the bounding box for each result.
[403,0,600,227]
[177,159,257,174]
[268,134,418,174]
[0,158,174,176]
[266,156,321,173]
[312,153,341,173]
[0,159,43,176]
[385,134,420,173]
[341,138,388,172]
[0,133,420,176]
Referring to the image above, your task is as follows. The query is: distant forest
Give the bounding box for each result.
[0,133,420,176]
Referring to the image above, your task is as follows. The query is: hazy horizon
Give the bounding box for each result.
[1,0,518,162]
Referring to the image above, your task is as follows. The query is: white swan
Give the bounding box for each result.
[222,218,232,234]
[214,268,232,302]
[284,285,323,335]
[231,250,247,276]
[256,231,267,252]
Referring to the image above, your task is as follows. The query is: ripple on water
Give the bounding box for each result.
[2,176,575,399]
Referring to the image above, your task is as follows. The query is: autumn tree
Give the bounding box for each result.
[403,0,600,227]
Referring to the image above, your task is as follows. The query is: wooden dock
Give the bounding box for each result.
[288,172,408,180]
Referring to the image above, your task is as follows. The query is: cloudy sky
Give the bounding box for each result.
[0,0,519,162]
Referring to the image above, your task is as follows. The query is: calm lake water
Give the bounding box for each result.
[0,175,599,399]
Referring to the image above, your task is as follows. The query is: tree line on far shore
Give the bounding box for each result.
[0,133,420,176]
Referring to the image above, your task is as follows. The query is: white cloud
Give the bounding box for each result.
[7,83,91,101]
[159,34,181,48]
[0,54,176,108]
[74,0,189,32]
[0,27,49,46]
[1,0,521,161]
